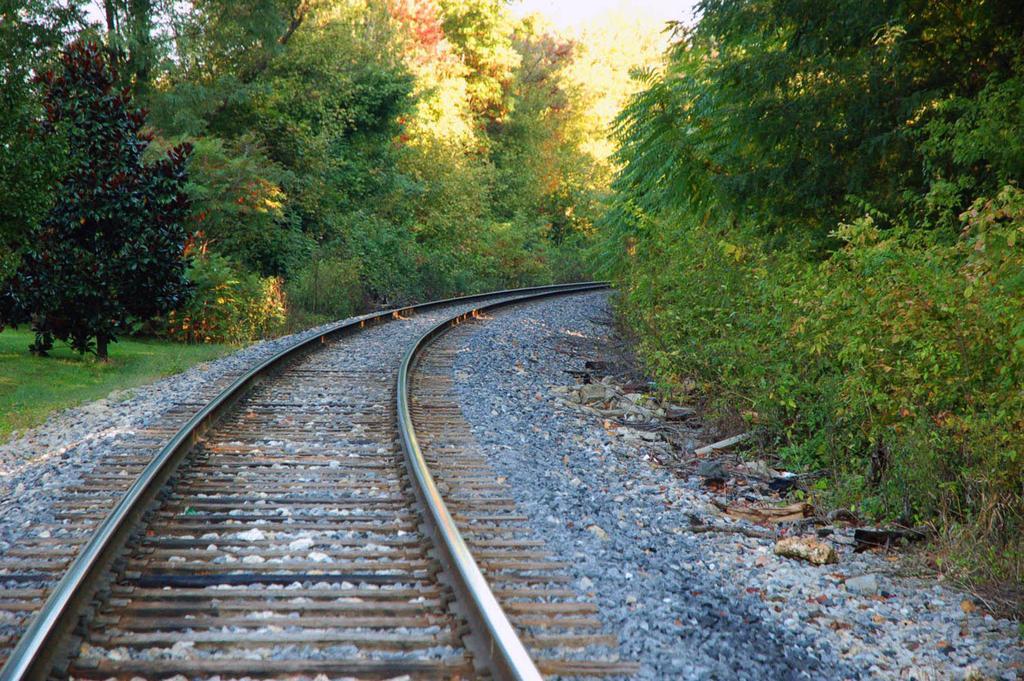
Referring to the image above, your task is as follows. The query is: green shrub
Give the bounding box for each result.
[614,186,1024,585]
[471,218,553,289]
[344,213,426,304]
[183,136,303,277]
[164,250,286,344]
[285,253,363,319]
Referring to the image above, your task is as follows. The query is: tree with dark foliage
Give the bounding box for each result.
[0,41,193,359]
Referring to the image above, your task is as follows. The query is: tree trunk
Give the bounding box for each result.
[97,334,109,360]
[104,0,117,33]
[312,255,319,314]
[128,0,153,90]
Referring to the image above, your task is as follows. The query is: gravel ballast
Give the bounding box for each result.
[0,317,356,554]
[450,290,1022,680]
[0,292,519,555]
[2,289,1020,678]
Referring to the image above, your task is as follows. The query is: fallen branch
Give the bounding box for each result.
[853,526,931,551]
[695,431,751,456]
[687,523,775,539]
[710,499,812,523]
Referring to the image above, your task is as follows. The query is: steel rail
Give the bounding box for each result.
[396,282,608,681]
[0,282,605,681]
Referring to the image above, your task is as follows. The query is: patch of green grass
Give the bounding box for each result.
[0,329,232,439]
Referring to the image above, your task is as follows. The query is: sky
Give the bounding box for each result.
[510,0,699,29]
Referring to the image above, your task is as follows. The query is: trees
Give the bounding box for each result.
[0,1,83,274]
[608,1,1024,242]
[2,1,656,344]
[0,41,193,358]
[98,0,162,92]
[436,0,519,124]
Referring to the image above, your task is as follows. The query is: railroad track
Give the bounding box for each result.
[0,284,636,680]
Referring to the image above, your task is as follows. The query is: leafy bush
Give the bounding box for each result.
[472,218,553,289]
[183,136,303,277]
[164,250,286,344]
[285,253,363,320]
[613,187,1024,584]
[919,74,1024,230]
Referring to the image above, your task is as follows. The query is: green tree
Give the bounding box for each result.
[184,135,298,276]
[609,0,1024,242]
[436,0,519,124]
[150,1,414,282]
[0,42,193,358]
[99,0,161,92]
[0,0,83,272]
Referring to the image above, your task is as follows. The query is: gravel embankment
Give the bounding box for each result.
[0,318,358,554]
[451,290,1022,680]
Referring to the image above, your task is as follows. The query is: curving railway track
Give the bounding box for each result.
[0,284,636,680]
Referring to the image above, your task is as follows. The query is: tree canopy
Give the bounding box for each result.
[1,0,664,348]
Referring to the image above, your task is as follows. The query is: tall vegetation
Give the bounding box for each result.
[1,0,661,352]
[603,1,1024,588]
[0,1,81,274]
[1,41,193,359]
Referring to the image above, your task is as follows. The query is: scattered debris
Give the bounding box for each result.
[560,368,911,569]
[578,382,610,403]
[697,459,728,483]
[766,473,800,494]
[853,526,929,551]
[774,536,839,565]
[687,522,775,540]
[694,431,752,456]
[739,459,775,479]
[558,374,705,476]
[664,405,696,421]
[713,499,812,524]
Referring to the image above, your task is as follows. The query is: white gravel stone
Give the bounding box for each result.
[288,537,315,551]
[235,528,266,542]
[844,574,879,595]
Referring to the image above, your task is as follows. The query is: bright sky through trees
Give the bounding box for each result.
[510,0,698,28]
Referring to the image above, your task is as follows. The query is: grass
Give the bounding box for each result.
[0,329,232,439]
